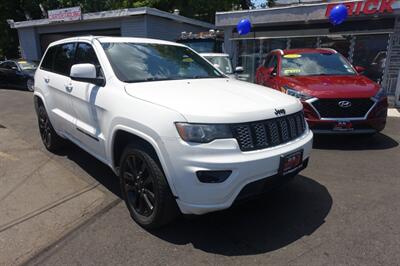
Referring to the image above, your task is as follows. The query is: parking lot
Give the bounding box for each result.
[0,87,399,265]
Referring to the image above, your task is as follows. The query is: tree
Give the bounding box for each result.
[0,0,25,59]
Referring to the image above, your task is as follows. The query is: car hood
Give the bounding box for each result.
[125,78,302,123]
[283,75,380,98]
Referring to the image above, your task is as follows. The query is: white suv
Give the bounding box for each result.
[34,36,313,228]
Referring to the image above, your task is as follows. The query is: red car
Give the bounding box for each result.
[256,48,388,134]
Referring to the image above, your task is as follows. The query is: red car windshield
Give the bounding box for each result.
[280,53,356,77]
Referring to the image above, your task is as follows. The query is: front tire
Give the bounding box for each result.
[119,145,179,229]
[37,105,64,152]
[26,79,34,92]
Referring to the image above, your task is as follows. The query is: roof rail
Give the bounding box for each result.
[271,49,284,55]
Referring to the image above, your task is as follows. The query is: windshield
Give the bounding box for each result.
[204,56,233,74]
[102,43,223,83]
[18,61,37,70]
[281,53,356,77]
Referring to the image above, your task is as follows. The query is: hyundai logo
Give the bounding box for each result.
[338,101,352,108]
[275,109,286,116]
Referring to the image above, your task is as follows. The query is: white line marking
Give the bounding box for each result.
[388,108,400,118]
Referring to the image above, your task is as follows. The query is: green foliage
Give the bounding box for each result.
[0,0,256,59]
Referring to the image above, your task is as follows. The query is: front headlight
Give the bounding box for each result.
[372,88,387,101]
[281,85,314,101]
[175,123,233,143]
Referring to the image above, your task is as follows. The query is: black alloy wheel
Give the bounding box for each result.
[122,153,156,217]
[38,106,52,148]
[119,145,179,229]
[37,105,64,152]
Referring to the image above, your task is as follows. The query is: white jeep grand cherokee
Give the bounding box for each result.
[34,36,313,228]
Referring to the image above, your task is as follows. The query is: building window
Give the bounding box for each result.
[352,34,389,83]
[319,35,351,59]
[260,39,287,55]
[237,39,261,82]
[290,37,318,49]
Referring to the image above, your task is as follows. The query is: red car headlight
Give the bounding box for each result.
[281,86,314,101]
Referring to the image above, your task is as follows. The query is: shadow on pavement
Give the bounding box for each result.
[150,175,332,256]
[54,144,122,198]
[313,133,398,151]
[49,137,332,256]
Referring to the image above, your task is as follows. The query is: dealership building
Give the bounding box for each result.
[8,7,213,62]
[216,0,400,102]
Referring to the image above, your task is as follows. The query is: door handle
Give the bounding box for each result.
[44,77,50,83]
[65,85,73,93]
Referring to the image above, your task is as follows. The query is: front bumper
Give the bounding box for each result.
[161,129,313,215]
[308,118,386,134]
[303,97,388,134]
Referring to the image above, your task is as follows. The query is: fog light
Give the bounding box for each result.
[196,170,232,183]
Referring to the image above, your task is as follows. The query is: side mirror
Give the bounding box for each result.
[70,63,105,86]
[354,66,366,74]
[235,66,244,74]
[11,66,18,71]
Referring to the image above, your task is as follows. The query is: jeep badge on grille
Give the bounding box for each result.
[275,109,286,116]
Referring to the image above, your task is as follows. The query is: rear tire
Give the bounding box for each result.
[119,144,179,229]
[37,105,64,152]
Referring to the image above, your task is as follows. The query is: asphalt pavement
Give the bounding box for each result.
[1,87,399,265]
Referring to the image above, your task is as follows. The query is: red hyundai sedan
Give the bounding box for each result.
[255,48,388,134]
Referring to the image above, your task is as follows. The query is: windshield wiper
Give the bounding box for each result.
[191,75,224,79]
[191,76,209,79]
[124,77,174,83]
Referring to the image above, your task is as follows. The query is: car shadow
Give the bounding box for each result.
[313,133,398,151]
[51,141,332,256]
[149,175,332,256]
[53,143,122,198]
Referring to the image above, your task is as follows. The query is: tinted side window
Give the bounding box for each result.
[266,55,277,69]
[1,62,16,70]
[0,62,9,69]
[75,43,102,77]
[263,55,271,68]
[53,43,76,76]
[41,46,57,71]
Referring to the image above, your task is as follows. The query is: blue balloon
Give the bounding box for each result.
[237,19,252,35]
[329,4,348,26]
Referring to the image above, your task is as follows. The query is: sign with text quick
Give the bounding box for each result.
[48,7,81,22]
[325,0,396,17]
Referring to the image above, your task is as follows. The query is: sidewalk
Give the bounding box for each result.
[0,126,110,265]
